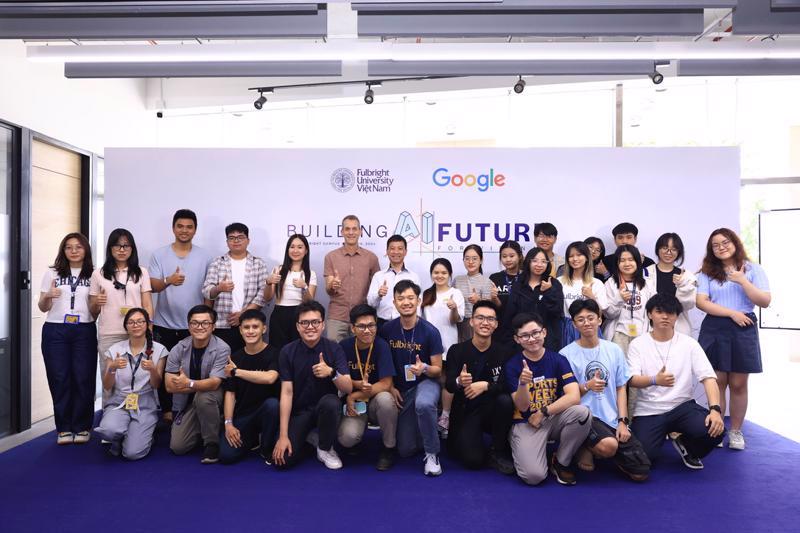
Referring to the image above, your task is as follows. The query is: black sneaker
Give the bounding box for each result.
[672,435,703,470]
[550,453,577,486]
[376,446,395,471]
[201,443,220,464]
[488,449,515,475]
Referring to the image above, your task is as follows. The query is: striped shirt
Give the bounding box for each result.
[453,273,494,318]
[202,252,268,327]
[697,262,770,313]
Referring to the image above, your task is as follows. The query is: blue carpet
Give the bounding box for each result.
[1,420,798,533]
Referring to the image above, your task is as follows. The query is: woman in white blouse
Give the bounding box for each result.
[558,241,608,348]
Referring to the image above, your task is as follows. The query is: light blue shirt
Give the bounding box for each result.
[149,244,212,329]
[697,262,769,314]
[560,339,630,428]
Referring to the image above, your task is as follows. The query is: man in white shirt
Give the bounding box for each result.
[367,235,421,327]
[628,293,725,470]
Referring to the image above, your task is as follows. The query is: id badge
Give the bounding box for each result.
[627,324,638,337]
[124,393,139,411]
[354,401,367,415]
[404,364,417,382]
[119,306,131,317]
[64,314,81,325]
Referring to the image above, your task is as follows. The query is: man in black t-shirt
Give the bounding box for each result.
[601,222,656,277]
[218,309,280,465]
[445,300,515,474]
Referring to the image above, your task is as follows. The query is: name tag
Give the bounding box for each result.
[64,314,80,325]
[119,306,132,317]
[124,393,139,411]
[627,324,638,337]
[404,364,417,382]
[343,401,368,416]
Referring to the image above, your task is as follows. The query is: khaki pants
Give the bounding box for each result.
[338,391,398,449]
[170,389,223,454]
[325,319,352,343]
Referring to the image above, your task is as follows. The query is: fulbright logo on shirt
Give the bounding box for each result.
[330,168,394,194]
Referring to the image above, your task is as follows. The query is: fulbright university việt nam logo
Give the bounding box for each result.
[331,168,355,193]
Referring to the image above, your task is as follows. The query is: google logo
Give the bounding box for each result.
[432,167,506,192]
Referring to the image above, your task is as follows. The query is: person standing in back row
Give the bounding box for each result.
[323,215,380,342]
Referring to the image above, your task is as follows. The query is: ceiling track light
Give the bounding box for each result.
[253,91,267,110]
[649,64,664,85]
[364,82,381,104]
[513,75,526,94]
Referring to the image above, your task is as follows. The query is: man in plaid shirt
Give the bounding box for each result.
[202,222,268,353]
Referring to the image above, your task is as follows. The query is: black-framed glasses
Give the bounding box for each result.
[354,323,377,332]
[189,320,214,329]
[472,315,497,324]
[126,319,147,327]
[112,244,132,251]
[298,319,323,329]
[227,234,247,242]
[515,329,544,341]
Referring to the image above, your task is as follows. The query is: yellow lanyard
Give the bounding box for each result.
[354,342,374,382]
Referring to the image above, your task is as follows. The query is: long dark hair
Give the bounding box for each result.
[613,244,646,290]
[422,258,453,309]
[123,307,153,356]
[276,234,311,300]
[701,228,749,283]
[102,228,142,283]
[52,232,93,279]
[520,247,551,286]
[584,236,606,266]
[562,241,594,286]
[462,244,484,275]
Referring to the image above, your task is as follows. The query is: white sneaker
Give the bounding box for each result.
[56,432,74,445]
[728,429,746,450]
[424,453,442,477]
[317,447,343,470]
[73,431,90,444]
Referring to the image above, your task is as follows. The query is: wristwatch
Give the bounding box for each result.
[618,417,630,425]
[709,404,722,414]
[231,368,238,378]
[540,405,550,418]
[189,380,195,389]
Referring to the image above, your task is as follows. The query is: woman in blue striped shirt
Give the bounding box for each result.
[696,228,771,451]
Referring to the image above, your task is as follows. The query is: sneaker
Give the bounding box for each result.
[437,413,450,439]
[73,431,90,444]
[550,453,577,485]
[201,443,220,464]
[57,432,74,445]
[488,449,515,475]
[728,429,745,450]
[671,435,704,469]
[376,446,395,471]
[317,447,343,470]
[424,453,442,477]
[717,440,724,448]
[105,440,121,457]
[367,423,380,431]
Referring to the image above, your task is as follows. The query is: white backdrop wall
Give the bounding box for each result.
[106,147,739,313]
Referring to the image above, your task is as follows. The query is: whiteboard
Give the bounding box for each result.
[759,209,797,330]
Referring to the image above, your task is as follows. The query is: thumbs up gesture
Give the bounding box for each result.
[586,369,606,393]
[619,281,632,304]
[409,354,427,376]
[111,352,127,371]
[96,286,108,306]
[224,357,237,378]
[268,266,282,286]
[581,284,595,299]
[378,279,388,298]
[331,269,342,292]
[468,287,480,304]
[170,265,186,287]
[174,367,191,389]
[490,282,499,301]
[46,279,62,300]
[459,363,473,387]
[312,352,333,379]
[519,359,533,386]
[540,276,553,292]
[141,353,155,372]
[360,372,372,394]
[655,365,675,387]
[218,275,234,293]
[446,294,458,310]
[672,269,684,286]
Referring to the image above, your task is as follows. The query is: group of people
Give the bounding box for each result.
[38,210,770,484]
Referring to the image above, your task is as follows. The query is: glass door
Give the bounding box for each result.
[0,124,12,436]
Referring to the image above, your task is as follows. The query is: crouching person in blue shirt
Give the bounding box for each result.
[502,312,591,485]
[219,309,280,465]
[273,301,353,470]
[560,299,650,481]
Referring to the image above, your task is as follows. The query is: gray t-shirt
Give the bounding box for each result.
[149,244,212,330]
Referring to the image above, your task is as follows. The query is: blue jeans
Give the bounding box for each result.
[219,397,279,464]
[397,379,441,457]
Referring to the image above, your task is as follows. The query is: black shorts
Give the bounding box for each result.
[586,418,651,478]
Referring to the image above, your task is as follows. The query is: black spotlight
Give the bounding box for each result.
[513,76,526,94]
[254,91,267,110]
[364,87,375,105]
[650,69,664,85]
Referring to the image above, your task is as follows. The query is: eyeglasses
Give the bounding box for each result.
[463,256,481,262]
[573,316,598,325]
[64,245,84,252]
[659,247,679,254]
[354,323,377,332]
[711,239,732,251]
[126,319,147,327]
[472,315,498,324]
[227,235,247,242]
[112,244,132,251]
[189,320,214,329]
[298,319,323,329]
[515,329,544,341]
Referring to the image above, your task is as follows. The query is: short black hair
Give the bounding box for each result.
[386,234,407,249]
[393,279,421,297]
[297,300,325,321]
[187,304,217,324]
[645,293,683,317]
[172,209,197,227]
[655,232,685,266]
[225,222,249,237]
[350,304,377,324]
[472,299,498,317]
[534,222,558,237]
[512,312,544,333]
[568,298,601,320]
[612,222,639,237]
[239,309,267,325]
